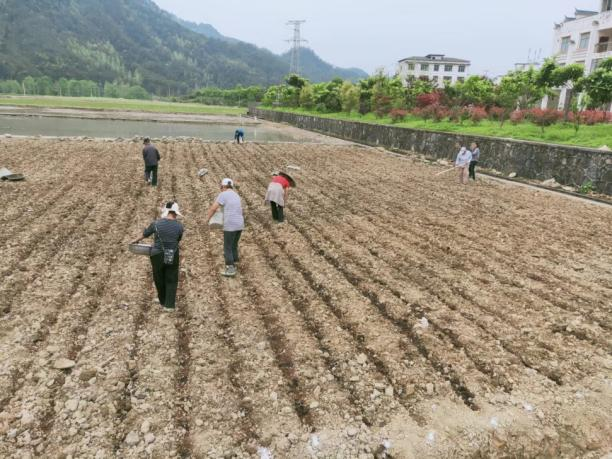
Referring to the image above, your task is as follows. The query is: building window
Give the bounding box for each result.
[443,76,452,82]
[408,63,415,71]
[604,0,612,12]
[419,76,430,82]
[433,64,440,72]
[560,36,571,53]
[421,63,429,71]
[444,64,453,72]
[591,59,601,72]
[458,65,466,73]
[579,33,590,50]
[457,77,465,83]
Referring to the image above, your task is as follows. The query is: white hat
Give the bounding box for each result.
[221,178,234,187]
[162,202,183,218]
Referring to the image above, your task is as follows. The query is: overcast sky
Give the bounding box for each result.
[153,0,600,77]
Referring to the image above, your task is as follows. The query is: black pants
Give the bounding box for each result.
[271,202,284,222]
[223,230,242,266]
[469,161,478,180]
[150,252,179,308]
[145,165,158,186]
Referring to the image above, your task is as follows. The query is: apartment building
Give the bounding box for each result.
[397,54,471,86]
[548,1,612,109]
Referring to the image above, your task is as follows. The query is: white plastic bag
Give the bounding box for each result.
[209,208,224,230]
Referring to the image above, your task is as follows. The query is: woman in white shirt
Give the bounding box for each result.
[455,146,472,185]
[206,178,245,278]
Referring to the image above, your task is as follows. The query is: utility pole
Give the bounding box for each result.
[286,20,307,75]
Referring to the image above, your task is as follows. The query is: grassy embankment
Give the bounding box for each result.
[270,107,612,149]
[0,95,247,116]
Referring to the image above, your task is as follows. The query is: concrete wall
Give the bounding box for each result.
[250,108,612,195]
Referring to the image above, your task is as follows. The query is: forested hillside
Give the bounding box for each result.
[0,0,368,95]
[0,0,286,94]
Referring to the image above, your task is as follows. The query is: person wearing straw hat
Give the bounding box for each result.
[206,178,244,278]
[133,201,184,311]
[265,172,295,223]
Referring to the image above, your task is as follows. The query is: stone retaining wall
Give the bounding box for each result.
[250,108,612,195]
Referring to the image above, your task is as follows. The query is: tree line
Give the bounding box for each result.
[0,76,150,100]
[185,86,265,107]
[261,58,612,128]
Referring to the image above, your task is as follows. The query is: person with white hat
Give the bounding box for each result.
[206,178,244,277]
[134,201,184,311]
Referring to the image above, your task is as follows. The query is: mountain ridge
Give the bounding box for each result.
[0,0,367,94]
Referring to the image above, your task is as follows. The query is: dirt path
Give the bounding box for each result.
[0,138,610,458]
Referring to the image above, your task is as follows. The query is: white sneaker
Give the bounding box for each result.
[221,266,237,277]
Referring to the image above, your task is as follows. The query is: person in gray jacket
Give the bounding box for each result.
[143,138,161,186]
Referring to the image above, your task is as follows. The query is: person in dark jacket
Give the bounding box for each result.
[133,201,184,311]
[142,138,161,186]
[234,128,245,144]
[469,142,480,181]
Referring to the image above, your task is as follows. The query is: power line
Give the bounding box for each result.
[285,20,307,75]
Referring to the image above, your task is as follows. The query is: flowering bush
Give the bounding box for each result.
[389,108,408,123]
[416,92,441,108]
[469,106,488,124]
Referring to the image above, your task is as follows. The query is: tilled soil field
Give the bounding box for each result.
[0,138,610,458]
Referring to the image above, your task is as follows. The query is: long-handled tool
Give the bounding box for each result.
[435,167,456,176]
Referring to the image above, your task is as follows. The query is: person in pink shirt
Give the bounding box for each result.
[265,172,295,223]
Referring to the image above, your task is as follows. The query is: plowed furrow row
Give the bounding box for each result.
[239,207,428,427]
[224,147,477,411]
[202,146,325,437]
[246,145,607,374]
[0,172,145,416]
[0,171,141,457]
[0,141,93,244]
[277,143,612,298]
[279,145,612,320]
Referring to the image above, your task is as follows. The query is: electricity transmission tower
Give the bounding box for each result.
[286,20,307,75]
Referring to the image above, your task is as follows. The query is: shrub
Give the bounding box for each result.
[373,94,393,118]
[529,108,563,133]
[469,106,488,124]
[488,106,505,121]
[432,104,449,122]
[416,92,441,108]
[510,110,526,125]
[578,110,610,125]
[488,106,512,127]
[579,180,594,194]
[447,106,470,124]
[389,108,408,123]
[417,104,447,122]
[413,106,432,121]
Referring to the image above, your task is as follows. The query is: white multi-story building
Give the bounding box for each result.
[397,54,471,86]
[548,1,612,109]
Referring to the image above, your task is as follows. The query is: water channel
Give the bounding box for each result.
[0,115,314,142]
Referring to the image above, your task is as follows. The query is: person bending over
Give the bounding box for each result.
[265,172,295,223]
